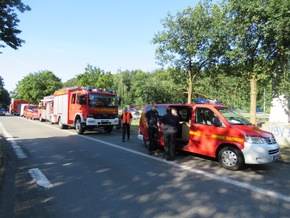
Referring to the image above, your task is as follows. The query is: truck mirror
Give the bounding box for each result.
[212,117,222,127]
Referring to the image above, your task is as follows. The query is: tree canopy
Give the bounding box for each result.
[0,76,11,108]
[75,64,114,90]
[0,0,31,52]
[152,0,290,124]
[13,70,62,104]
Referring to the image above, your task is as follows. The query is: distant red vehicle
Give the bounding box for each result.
[10,99,29,115]
[23,104,39,120]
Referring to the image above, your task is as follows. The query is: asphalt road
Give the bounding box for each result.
[0,115,290,218]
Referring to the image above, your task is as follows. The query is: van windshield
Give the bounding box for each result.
[217,107,252,125]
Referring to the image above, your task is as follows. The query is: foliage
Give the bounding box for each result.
[0,0,31,53]
[0,76,11,108]
[14,70,62,104]
[152,0,227,103]
[151,0,290,124]
[75,64,114,90]
[63,77,78,88]
[219,0,290,123]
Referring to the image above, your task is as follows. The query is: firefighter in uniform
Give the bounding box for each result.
[159,107,179,161]
[145,102,159,154]
[121,107,133,142]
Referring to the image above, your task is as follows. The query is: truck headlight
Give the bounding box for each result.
[245,136,264,144]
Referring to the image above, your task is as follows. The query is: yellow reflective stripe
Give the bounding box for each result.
[189,131,244,143]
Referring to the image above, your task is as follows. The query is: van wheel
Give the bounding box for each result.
[75,119,84,134]
[218,146,244,171]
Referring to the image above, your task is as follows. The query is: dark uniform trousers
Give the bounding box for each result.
[148,125,158,151]
[163,128,177,160]
[122,123,130,141]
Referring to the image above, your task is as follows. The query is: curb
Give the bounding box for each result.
[0,135,6,192]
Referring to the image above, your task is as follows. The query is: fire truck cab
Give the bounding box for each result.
[53,86,119,134]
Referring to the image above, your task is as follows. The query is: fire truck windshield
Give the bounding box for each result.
[88,94,118,107]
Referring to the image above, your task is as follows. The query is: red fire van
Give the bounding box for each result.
[138,103,280,170]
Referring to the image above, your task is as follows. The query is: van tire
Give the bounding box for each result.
[218,146,244,171]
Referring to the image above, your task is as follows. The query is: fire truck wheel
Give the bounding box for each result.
[75,119,84,134]
[218,146,244,171]
[58,117,67,129]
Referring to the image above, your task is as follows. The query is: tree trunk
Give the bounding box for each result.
[250,77,257,125]
[188,68,193,103]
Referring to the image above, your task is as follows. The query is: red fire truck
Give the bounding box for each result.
[52,86,119,134]
[10,99,29,115]
[38,95,55,123]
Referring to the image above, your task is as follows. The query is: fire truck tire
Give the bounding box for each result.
[218,146,244,171]
[75,119,84,134]
[58,117,67,129]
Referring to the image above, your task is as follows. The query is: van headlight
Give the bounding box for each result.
[245,136,264,144]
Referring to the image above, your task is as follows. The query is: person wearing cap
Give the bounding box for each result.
[145,102,159,154]
[121,107,133,142]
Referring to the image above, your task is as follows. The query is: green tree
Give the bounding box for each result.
[222,0,290,124]
[76,64,114,90]
[0,76,11,108]
[0,0,31,52]
[15,70,62,104]
[152,0,225,103]
[63,77,78,87]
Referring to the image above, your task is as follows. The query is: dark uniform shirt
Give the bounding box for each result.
[145,109,159,126]
[160,113,179,130]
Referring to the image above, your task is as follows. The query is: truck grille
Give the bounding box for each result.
[264,137,277,144]
[268,148,280,155]
[93,114,115,119]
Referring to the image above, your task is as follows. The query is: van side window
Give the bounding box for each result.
[195,108,217,125]
[177,108,189,121]
[157,106,167,117]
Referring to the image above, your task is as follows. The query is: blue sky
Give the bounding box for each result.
[1,0,199,92]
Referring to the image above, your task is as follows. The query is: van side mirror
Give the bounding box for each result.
[212,117,222,127]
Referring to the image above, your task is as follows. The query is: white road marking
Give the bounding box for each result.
[2,120,290,202]
[0,122,27,159]
[28,168,53,189]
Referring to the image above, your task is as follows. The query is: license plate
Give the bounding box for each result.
[101,120,109,122]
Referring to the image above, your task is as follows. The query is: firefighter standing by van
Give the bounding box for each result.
[159,107,179,161]
[145,102,159,154]
[121,107,133,142]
